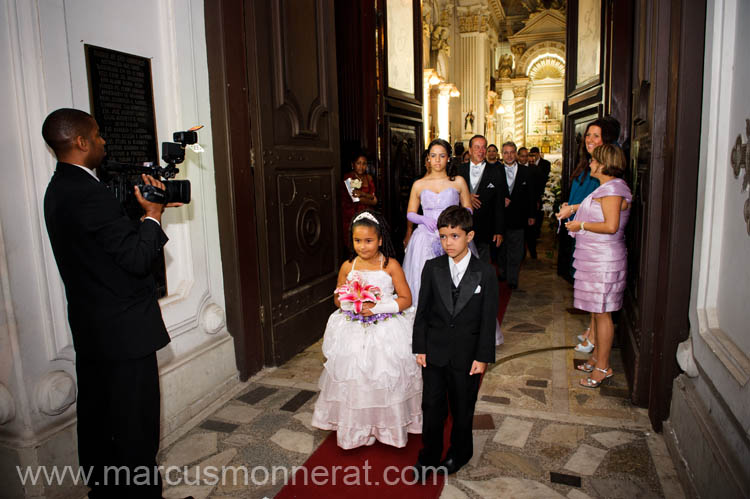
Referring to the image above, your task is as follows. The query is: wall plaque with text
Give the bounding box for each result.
[85,44,158,165]
[85,44,166,297]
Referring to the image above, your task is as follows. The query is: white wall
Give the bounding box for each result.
[0,0,238,490]
[670,0,750,496]
[690,0,750,427]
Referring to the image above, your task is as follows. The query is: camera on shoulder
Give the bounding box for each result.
[101,129,196,215]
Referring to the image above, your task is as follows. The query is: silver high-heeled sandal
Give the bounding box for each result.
[574,340,595,353]
[580,367,614,388]
[577,328,591,343]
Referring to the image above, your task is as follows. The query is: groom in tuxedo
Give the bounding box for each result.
[413,206,498,479]
[458,134,505,263]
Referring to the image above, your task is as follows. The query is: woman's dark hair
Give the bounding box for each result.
[348,210,396,267]
[350,150,368,165]
[571,116,621,183]
[427,138,456,180]
[592,144,627,178]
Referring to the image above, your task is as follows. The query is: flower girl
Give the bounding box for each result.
[312,211,422,448]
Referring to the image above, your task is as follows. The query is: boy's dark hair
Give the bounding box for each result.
[529,146,540,153]
[348,210,396,266]
[437,205,473,233]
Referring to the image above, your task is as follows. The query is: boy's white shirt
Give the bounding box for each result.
[449,250,471,287]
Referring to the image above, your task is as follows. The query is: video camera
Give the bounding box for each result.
[101,129,197,212]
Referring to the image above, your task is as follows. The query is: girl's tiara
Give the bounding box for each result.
[353,212,379,225]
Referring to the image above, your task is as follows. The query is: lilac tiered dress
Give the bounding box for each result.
[570,178,632,313]
[311,261,422,449]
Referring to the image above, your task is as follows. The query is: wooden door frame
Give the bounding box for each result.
[647,0,706,429]
[205,0,265,380]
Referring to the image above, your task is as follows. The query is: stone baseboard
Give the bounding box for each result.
[664,374,749,499]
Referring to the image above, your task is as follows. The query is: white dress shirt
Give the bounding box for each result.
[504,161,518,194]
[449,250,472,287]
[73,163,99,181]
[469,160,486,191]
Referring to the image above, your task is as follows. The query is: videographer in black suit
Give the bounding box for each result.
[43,108,177,498]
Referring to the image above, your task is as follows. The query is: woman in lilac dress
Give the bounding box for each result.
[403,139,472,308]
[557,144,632,388]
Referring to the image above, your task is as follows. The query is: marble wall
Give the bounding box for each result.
[668,0,750,497]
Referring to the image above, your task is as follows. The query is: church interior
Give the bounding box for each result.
[1,0,748,498]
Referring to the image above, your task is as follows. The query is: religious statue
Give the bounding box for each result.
[464,111,475,133]
[431,26,451,80]
[511,45,525,76]
[498,54,513,78]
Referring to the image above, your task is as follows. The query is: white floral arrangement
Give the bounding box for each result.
[542,159,563,223]
[350,178,362,189]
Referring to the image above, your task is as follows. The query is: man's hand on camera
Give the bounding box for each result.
[134,174,166,222]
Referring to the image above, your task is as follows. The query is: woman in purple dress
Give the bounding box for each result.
[403,139,472,308]
[557,144,632,388]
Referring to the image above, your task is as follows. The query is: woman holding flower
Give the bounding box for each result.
[341,151,377,248]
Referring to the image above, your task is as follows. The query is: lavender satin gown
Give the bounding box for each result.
[403,188,463,308]
[403,188,503,344]
[570,178,632,313]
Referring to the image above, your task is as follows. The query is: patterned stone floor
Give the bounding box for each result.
[155,227,685,499]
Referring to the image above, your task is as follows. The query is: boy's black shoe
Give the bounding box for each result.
[439,456,464,475]
[411,461,435,483]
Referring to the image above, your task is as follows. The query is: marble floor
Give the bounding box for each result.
[156,227,686,499]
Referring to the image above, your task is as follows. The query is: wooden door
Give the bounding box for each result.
[246,0,341,365]
[623,0,706,426]
[206,0,341,374]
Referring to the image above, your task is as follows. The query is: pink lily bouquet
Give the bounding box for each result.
[335,275,381,313]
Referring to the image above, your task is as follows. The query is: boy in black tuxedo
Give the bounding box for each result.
[412,206,499,479]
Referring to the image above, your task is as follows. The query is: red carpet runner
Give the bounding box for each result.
[276,283,512,498]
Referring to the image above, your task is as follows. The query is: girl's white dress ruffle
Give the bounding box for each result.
[311,268,422,449]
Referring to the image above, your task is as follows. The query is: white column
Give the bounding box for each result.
[457,31,488,140]
[437,84,452,141]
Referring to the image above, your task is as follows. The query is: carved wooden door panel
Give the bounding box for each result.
[245,0,340,365]
[620,79,654,406]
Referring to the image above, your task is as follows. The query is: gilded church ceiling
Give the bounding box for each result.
[493,0,567,38]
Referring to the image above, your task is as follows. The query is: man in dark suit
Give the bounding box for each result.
[497,141,536,289]
[42,108,174,498]
[413,206,498,479]
[457,134,505,263]
[526,147,551,258]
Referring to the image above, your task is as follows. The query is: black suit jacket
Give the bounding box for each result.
[44,162,170,359]
[458,163,505,243]
[498,163,537,230]
[530,159,551,201]
[413,254,498,370]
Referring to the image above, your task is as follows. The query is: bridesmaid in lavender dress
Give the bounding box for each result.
[557,144,632,388]
[403,139,472,307]
[403,139,504,345]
